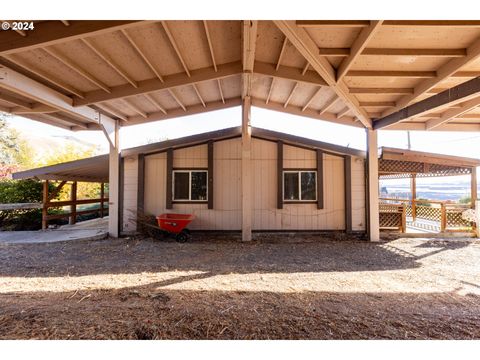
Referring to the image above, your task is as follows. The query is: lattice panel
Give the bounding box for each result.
[416,205,441,222]
[379,159,472,179]
[380,212,402,229]
[446,209,472,229]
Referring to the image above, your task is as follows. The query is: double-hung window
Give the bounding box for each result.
[283,170,317,202]
[173,170,208,202]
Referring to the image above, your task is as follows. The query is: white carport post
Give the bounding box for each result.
[100,115,120,238]
[366,129,380,242]
[241,96,253,241]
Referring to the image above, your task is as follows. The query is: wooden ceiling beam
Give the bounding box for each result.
[61,21,70,26]
[123,98,147,118]
[319,96,340,115]
[318,48,466,57]
[336,21,383,82]
[301,87,322,112]
[283,82,299,108]
[95,103,128,122]
[81,38,138,88]
[73,61,241,106]
[242,20,258,98]
[43,47,111,93]
[426,96,480,130]
[384,37,480,116]
[296,20,371,28]
[42,113,89,129]
[276,37,289,71]
[274,20,372,128]
[143,93,167,115]
[217,79,225,104]
[192,84,206,108]
[0,21,146,55]
[0,92,33,109]
[359,101,396,107]
[347,70,437,78]
[386,122,480,131]
[2,55,85,98]
[302,62,309,75]
[374,76,480,130]
[161,21,191,77]
[120,29,164,82]
[11,104,57,114]
[204,21,217,72]
[265,78,275,104]
[298,20,480,28]
[168,89,186,111]
[336,107,351,119]
[350,87,413,94]
[254,61,327,86]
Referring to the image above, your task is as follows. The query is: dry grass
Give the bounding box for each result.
[0,234,479,339]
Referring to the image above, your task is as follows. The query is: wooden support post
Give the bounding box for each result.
[411,174,417,221]
[42,180,49,230]
[475,200,480,238]
[316,149,324,210]
[241,96,253,241]
[69,181,77,225]
[100,182,105,218]
[401,205,407,233]
[471,167,477,209]
[277,141,283,210]
[366,129,380,242]
[441,203,447,232]
[166,149,173,210]
[208,141,214,209]
[344,155,352,232]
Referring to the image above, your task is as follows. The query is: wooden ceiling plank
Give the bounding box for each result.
[121,29,164,82]
[73,61,241,106]
[274,20,372,128]
[319,48,466,57]
[350,88,413,94]
[337,20,383,82]
[123,98,147,118]
[426,96,480,130]
[144,93,167,115]
[2,54,85,98]
[203,21,217,72]
[276,37,288,71]
[301,87,322,112]
[192,84,206,108]
[283,82,299,108]
[374,76,480,129]
[347,70,437,78]
[168,88,186,111]
[81,38,138,88]
[161,21,191,77]
[43,47,111,93]
[384,37,480,116]
[0,21,146,55]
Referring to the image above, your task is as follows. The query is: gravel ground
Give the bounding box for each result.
[0,234,479,339]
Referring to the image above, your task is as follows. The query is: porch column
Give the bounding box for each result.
[411,174,417,221]
[366,129,380,242]
[241,96,252,241]
[100,114,120,238]
[471,167,477,208]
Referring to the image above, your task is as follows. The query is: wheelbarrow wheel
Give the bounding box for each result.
[175,231,188,243]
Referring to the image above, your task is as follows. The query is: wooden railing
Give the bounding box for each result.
[379,203,406,233]
[380,197,475,233]
[42,180,108,229]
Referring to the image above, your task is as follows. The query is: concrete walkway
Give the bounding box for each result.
[0,217,108,245]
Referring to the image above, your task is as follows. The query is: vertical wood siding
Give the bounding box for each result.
[122,155,138,233]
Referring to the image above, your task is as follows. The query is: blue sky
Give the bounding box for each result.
[6,106,480,159]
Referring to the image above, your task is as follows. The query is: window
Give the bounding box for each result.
[173,170,208,201]
[283,171,317,201]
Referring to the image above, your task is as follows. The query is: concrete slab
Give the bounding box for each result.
[0,229,107,245]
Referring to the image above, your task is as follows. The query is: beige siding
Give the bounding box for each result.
[136,137,366,232]
[122,155,138,233]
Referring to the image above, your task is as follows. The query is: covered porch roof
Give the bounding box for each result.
[0,20,480,132]
[379,147,480,179]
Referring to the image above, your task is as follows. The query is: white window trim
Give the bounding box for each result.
[172,170,208,202]
[283,170,317,202]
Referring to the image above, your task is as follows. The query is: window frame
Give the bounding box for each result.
[282,170,317,202]
[172,169,208,202]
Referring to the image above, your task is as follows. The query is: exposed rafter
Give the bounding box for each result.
[73,61,241,106]
[336,21,383,82]
[383,37,480,116]
[336,107,351,119]
[42,113,89,129]
[203,21,217,72]
[11,104,57,115]
[319,96,340,115]
[254,61,327,86]
[168,89,186,111]
[242,20,258,98]
[276,37,289,71]
[95,102,128,122]
[161,21,191,77]
[144,94,167,115]
[192,84,206,107]
[301,87,322,112]
[0,21,146,55]
[318,48,466,57]
[297,20,480,28]
[123,98,147,118]
[426,96,480,130]
[0,92,33,109]
[266,78,275,104]
[217,79,225,104]
[284,82,299,108]
[81,38,138,88]
[274,20,372,128]
[374,77,480,129]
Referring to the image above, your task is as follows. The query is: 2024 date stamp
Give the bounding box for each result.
[1,21,35,31]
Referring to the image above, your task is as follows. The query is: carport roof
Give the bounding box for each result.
[0,20,480,132]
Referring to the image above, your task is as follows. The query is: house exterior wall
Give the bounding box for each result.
[131,137,366,232]
[122,155,138,233]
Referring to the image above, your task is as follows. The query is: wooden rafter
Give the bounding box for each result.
[336,107,351,119]
[374,77,480,130]
[161,21,190,77]
[284,82,299,108]
[350,88,413,94]
[95,102,128,122]
[254,61,327,86]
[383,37,480,116]
[123,98,147,118]
[426,96,480,130]
[11,104,57,115]
[0,92,33,109]
[319,96,340,115]
[302,62,309,75]
[2,55,85,98]
[217,79,225,104]
[296,20,371,28]
[143,93,167,115]
[276,37,288,71]
[274,20,372,128]
[203,21,217,72]
[302,87,322,112]
[192,84,206,107]
[359,101,396,107]
[297,20,480,28]
[336,21,383,82]
[121,29,164,82]
[0,21,146,55]
[81,38,138,88]
[168,89,186,111]
[318,48,466,57]
[242,20,258,98]
[42,113,88,129]
[61,21,70,26]
[73,61,241,106]
[347,70,437,78]
[266,78,275,104]
[43,47,111,93]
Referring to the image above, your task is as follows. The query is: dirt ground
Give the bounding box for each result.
[0,233,480,339]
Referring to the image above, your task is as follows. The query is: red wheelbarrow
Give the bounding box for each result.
[156,213,195,243]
